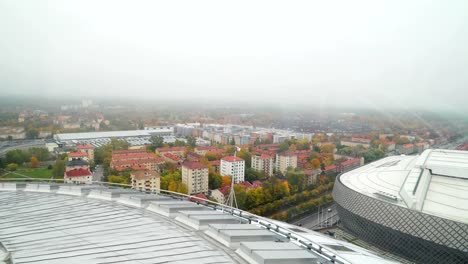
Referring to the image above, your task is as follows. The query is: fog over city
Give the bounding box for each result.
[1,0,467,112]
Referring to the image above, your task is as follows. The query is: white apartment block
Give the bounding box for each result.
[182,162,209,195]
[275,153,298,175]
[251,154,274,177]
[220,156,245,184]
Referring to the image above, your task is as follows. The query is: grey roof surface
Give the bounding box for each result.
[0,183,400,264]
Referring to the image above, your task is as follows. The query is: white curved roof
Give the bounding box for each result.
[340,149,468,225]
[0,183,399,264]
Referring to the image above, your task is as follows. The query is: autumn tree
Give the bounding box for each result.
[286,167,307,194]
[320,144,336,153]
[30,156,39,168]
[221,176,231,187]
[311,158,320,169]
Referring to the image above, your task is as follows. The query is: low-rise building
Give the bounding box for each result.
[182,162,209,195]
[275,152,297,175]
[251,154,273,177]
[64,168,93,184]
[130,170,161,193]
[210,186,230,204]
[209,160,220,173]
[68,152,89,161]
[338,158,364,173]
[156,146,186,157]
[66,158,89,172]
[220,156,245,184]
[77,144,94,161]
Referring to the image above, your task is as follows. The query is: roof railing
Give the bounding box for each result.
[0,178,347,264]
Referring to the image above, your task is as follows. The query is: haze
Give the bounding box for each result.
[1,0,467,112]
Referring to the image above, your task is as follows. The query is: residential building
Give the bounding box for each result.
[163,153,182,163]
[186,152,203,162]
[64,168,93,184]
[66,158,89,172]
[130,170,160,193]
[77,144,94,161]
[210,186,230,204]
[156,146,186,157]
[195,146,224,156]
[304,169,320,185]
[251,154,273,177]
[275,152,297,175]
[338,158,364,173]
[220,156,245,184]
[209,160,220,173]
[68,152,89,161]
[341,138,371,148]
[398,144,415,155]
[111,150,163,171]
[182,162,209,195]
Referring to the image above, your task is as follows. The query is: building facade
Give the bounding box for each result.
[130,170,161,192]
[220,156,245,184]
[181,162,209,195]
[275,153,297,175]
[64,168,93,184]
[251,154,273,177]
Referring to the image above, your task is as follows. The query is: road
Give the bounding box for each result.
[291,203,338,230]
[93,165,104,182]
[0,140,46,157]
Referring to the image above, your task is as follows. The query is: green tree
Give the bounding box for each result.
[6,149,30,165]
[278,141,290,152]
[209,171,222,189]
[233,184,247,208]
[245,168,265,182]
[28,147,51,161]
[108,175,129,184]
[237,150,251,168]
[286,167,307,194]
[229,137,235,145]
[52,159,66,177]
[149,135,164,151]
[186,136,197,148]
[26,128,39,139]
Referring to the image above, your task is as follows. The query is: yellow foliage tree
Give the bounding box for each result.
[221,176,231,187]
[30,156,39,168]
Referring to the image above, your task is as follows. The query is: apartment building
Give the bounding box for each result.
[275,152,298,175]
[130,170,161,192]
[251,154,273,177]
[220,156,245,184]
[181,162,209,195]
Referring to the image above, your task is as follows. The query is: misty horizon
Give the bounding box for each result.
[1,1,467,113]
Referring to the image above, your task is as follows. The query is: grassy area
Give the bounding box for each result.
[0,167,57,179]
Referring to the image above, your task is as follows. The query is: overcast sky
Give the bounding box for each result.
[1,0,467,112]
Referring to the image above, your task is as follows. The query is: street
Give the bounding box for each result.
[93,165,104,182]
[291,203,338,230]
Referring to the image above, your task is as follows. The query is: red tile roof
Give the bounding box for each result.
[112,149,146,155]
[182,162,208,170]
[76,144,94,149]
[65,168,92,177]
[221,156,244,162]
[69,152,88,158]
[324,165,337,172]
[163,153,182,162]
[209,160,220,166]
[157,146,186,152]
[403,144,414,149]
[195,146,219,151]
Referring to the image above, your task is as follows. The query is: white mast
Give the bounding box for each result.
[225,146,240,208]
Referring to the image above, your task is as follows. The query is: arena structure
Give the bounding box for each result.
[0,181,398,264]
[333,149,468,264]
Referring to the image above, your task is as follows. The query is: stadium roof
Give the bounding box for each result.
[340,149,468,225]
[0,183,398,264]
[54,129,173,142]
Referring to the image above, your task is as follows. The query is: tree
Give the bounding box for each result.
[186,136,197,148]
[26,128,39,139]
[221,176,231,187]
[311,158,320,169]
[30,156,39,168]
[108,175,128,184]
[245,168,265,182]
[52,159,66,177]
[286,167,307,194]
[209,172,222,189]
[320,144,336,153]
[7,163,18,171]
[233,184,247,208]
[237,149,251,168]
[6,149,30,165]
[28,147,50,161]
[278,141,290,152]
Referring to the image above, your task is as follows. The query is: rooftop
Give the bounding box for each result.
[339,149,468,225]
[182,162,208,170]
[222,156,244,162]
[0,182,399,264]
[65,168,92,177]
